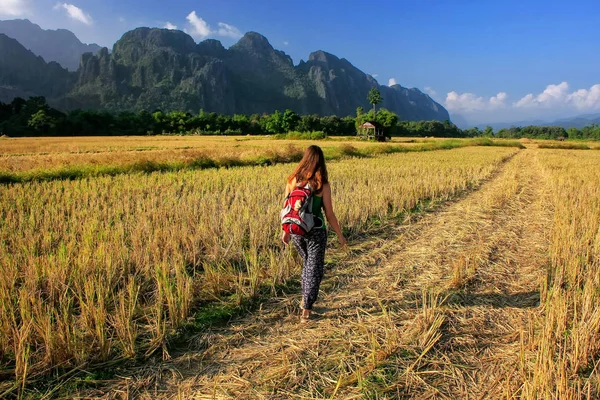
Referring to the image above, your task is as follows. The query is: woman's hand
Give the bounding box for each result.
[282,230,291,245]
[338,234,348,248]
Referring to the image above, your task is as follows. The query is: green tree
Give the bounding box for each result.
[367,88,382,113]
[28,110,54,134]
[248,114,263,134]
[282,109,300,132]
[232,114,250,133]
[166,111,190,134]
[264,110,285,134]
[298,114,321,133]
[152,111,167,134]
[566,127,581,139]
[116,112,138,135]
[483,125,494,137]
[354,106,365,132]
[376,109,398,128]
[464,127,482,137]
[137,110,155,134]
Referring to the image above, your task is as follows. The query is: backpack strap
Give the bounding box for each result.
[297,182,312,192]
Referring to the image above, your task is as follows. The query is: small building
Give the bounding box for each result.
[358,121,387,142]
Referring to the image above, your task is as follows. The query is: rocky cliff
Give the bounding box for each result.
[1,26,450,121]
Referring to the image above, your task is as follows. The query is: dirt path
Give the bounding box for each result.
[90,149,551,399]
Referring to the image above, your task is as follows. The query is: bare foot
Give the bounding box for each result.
[300,309,311,323]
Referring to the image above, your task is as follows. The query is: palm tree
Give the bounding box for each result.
[367,88,382,114]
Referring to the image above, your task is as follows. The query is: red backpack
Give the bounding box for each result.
[280,184,316,235]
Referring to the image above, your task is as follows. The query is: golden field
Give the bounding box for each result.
[0,136,598,399]
[0,135,425,155]
[0,136,424,174]
[0,136,525,179]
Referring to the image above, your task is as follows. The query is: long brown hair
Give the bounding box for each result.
[287,145,329,194]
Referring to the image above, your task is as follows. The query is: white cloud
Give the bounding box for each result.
[388,78,397,86]
[569,84,600,110]
[537,82,568,104]
[424,86,437,97]
[119,17,125,23]
[446,92,486,111]
[217,22,241,39]
[514,82,569,108]
[0,0,29,16]
[164,22,178,30]
[283,41,289,46]
[445,82,600,124]
[513,82,600,110]
[446,91,508,111]
[54,3,93,25]
[186,11,211,39]
[185,11,242,41]
[514,94,535,109]
[371,74,379,78]
[489,92,508,108]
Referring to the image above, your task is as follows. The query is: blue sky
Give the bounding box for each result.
[2,0,600,124]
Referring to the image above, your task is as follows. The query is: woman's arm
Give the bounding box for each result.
[284,177,296,201]
[281,178,295,245]
[322,183,347,246]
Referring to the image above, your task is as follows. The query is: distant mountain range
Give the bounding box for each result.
[484,115,600,130]
[0,19,101,71]
[451,113,600,131]
[0,33,74,100]
[0,19,449,121]
[546,114,600,129]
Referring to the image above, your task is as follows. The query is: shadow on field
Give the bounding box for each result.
[341,289,541,321]
[445,290,540,309]
[389,289,540,310]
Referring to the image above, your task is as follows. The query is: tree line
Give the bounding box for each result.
[1,96,599,140]
[492,125,600,140]
[0,96,469,138]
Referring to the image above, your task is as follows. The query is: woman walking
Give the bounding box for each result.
[281,145,347,322]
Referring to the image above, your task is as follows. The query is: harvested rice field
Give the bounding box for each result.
[0,137,598,399]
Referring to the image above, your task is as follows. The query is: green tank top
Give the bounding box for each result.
[312,195,324,226]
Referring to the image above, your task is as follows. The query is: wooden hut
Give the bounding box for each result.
[358,121,387,141]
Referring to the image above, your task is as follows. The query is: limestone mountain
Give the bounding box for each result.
[296,50,447,120]
[69,28,237,113]
[298,50,379,116]
[0,34,74,103]
[382,84,449,121]
[0,19,102,71]
[224,31,316,114]
[1,26,450,122]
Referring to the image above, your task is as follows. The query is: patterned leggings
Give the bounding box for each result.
[291,228,328,310]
